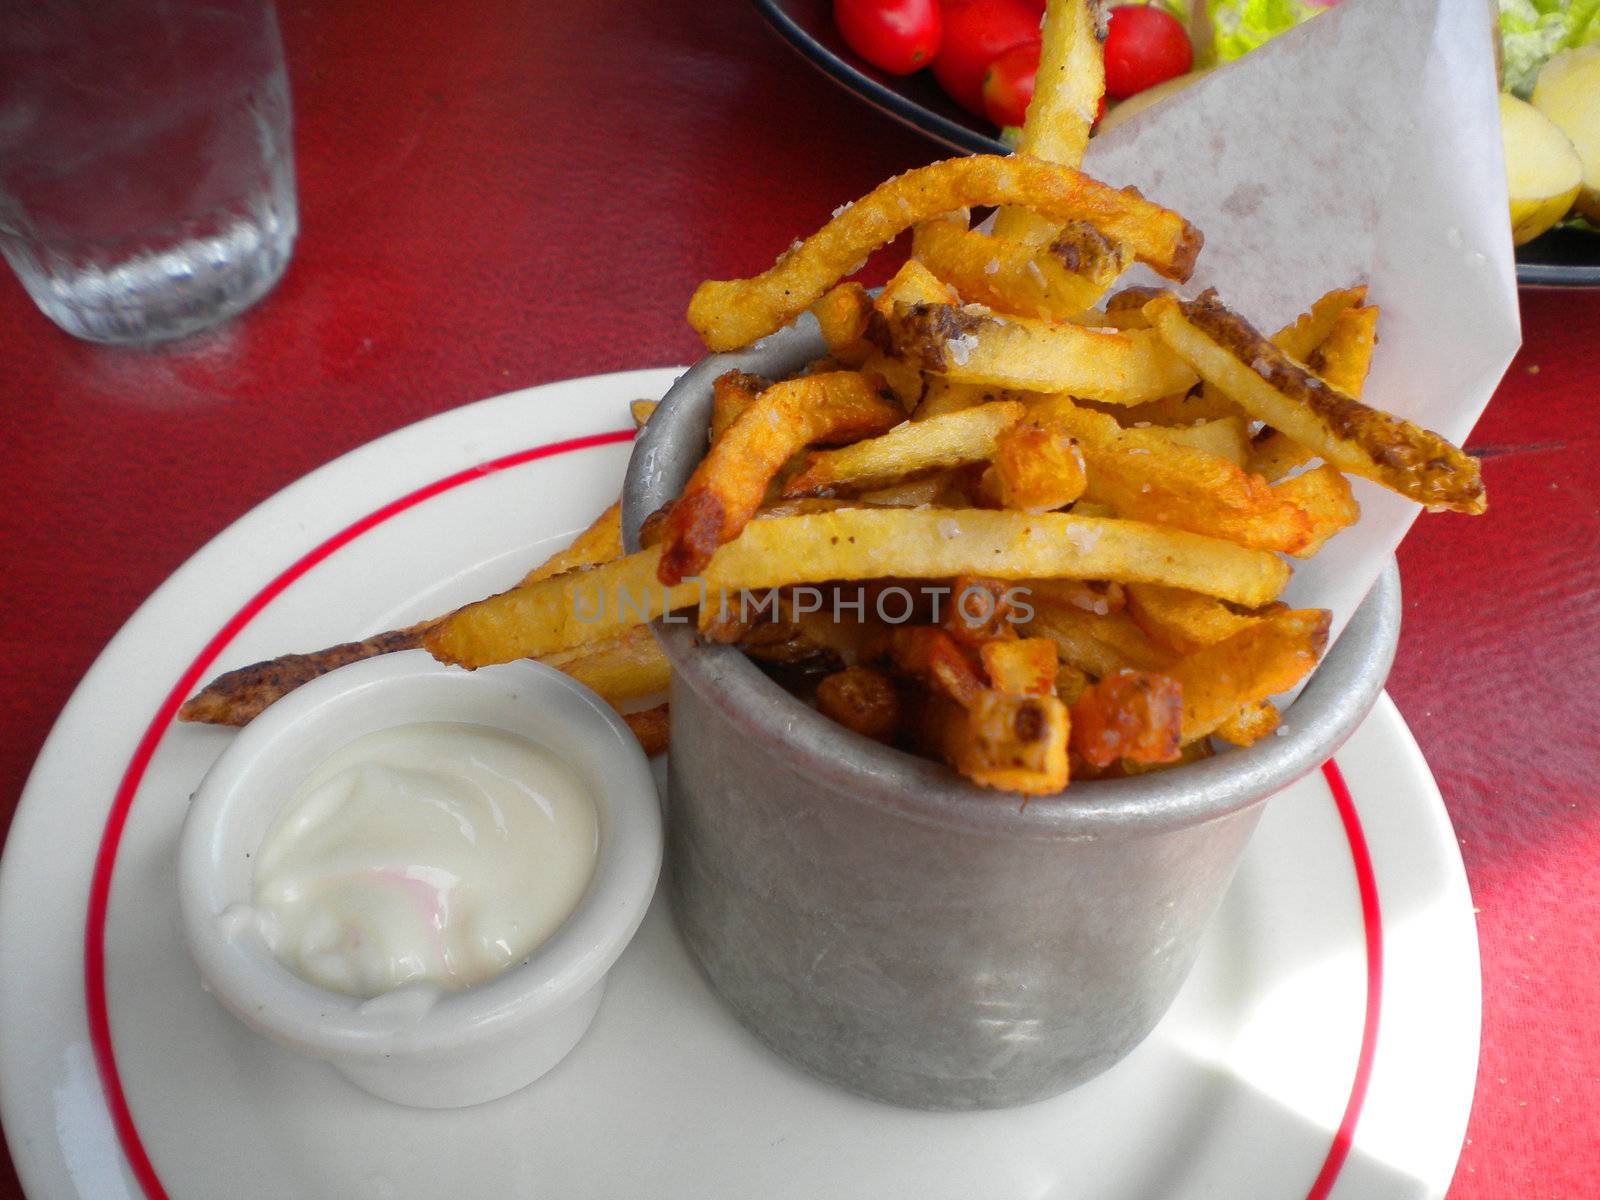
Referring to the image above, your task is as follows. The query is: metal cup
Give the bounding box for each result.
[623,316,1399,1110]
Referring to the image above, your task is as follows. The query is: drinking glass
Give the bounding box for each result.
[0,0,298,344]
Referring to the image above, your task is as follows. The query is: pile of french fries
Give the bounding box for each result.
[181,0,1482,795]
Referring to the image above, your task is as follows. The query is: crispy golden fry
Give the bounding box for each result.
[548,625,671,704]
[1124,582,1260,655]
[710,370,766,444]
[981,637,1060,696]
[1025,577,1125,614]
[937,691,1072,794]
[876,258,961,312]
[630,399,658,428]
[810,282,875,364]
[889,302,1198,405]
[1250,300,1378,480]
[1141,415,1249,466]
[1272,286,1367,362]
[1169,608,1329,742]
[658,371,901,584]
[1069,668,1183,766]
[1109,387,1243,426]
[1147,291,1485,513]
[622,703,670,756]
[912,378,997,421]
[1273,463,1360,557]
[992,417,1088,512]
[686,154,1203,350]
[703,508,1290,606]
[1024,600,1177,676]
[179,624,430,726]
[1099,285,1164,330]
[912,215,1127,319]
[519,501,623,586]
[1032,399,1315,552]
[1008,0,1105,171]
[1213,699,1280,746]
[862,350,926,410]
[816,665,902,742]
[427,548,701,668]
[784,401,1023,497]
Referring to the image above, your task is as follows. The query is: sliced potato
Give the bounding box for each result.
[1532,47,1600,222]
[1499,93,1582,245]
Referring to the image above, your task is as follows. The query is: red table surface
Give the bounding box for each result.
[1,1,1595,1196]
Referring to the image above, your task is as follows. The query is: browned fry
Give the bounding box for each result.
[686,154,1202,351]
[657,371,901,585]
[1100,285,1164,330]
[992,417,1088,512]
[1250,301,1378,481]
[710,370,767,444]
[519,500,623,586]
[1069,668,1183,767]
[942,576,1022,645]
[1168,608,1330,742]
[178,624,430,727]
[622,703,670,756]
[816,666,902,742]
[1147,291,1484,513]
[890,626,987,708]
[1272,286,1367,363]
[939,690,1071,794]
[1032,399,1315,553]
[630,399,658,428]
[1272,463,1360,557]
[890,303,1198,404]
[981,637,1060,697]
[1213,699,1280,746]
[911,214,1128,319]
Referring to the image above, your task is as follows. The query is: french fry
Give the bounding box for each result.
[816,666,902,742]
[1032,399,1315,553]
[1124,582,1261,655]
[991,417,1089,512]
[547,625,671,704]
[981,637,1060,697]
[891,626,987,708]
[783,401,1024,497]
[1109,387,1244,426]
[630,399,658,428]
[942,575,1023,645]
[1250,299,1378,480]
[686,154,1203,350]
[710,370,767,444]
[622,703,670,756]
[1213,699,1280,746]
[1140,416,1250,467]
[1272,463,1360,557]
[703,508,1291,606]
[1024,600,1177,676]
[810,282,875,365]
[889,302,1198,405]
[1069,668,1183,766]
[1146,291,1484,513]
[912,214,1127,319]
[519,501,623,586]
[658,371,902,584]
[912,378,997,421]
[937,690,1072,794]
[1168,608,1330,742]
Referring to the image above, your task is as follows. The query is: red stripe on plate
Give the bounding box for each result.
[1304,759,1384,1200]
[81,427,1382,1200]
[83,429,635,1200]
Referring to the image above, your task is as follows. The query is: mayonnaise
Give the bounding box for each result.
[253,722,597,998]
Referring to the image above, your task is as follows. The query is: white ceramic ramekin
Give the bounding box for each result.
[178,650,662,1108]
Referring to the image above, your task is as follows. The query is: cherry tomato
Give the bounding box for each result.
[981,42,1038,128]
[834,0,943,76]
[932,0,1042,117]
[1103,4,1192,100]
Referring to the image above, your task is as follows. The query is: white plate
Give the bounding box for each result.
[0,369,1479,1200]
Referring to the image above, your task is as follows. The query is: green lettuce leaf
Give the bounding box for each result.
[1499,0,1600,96]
